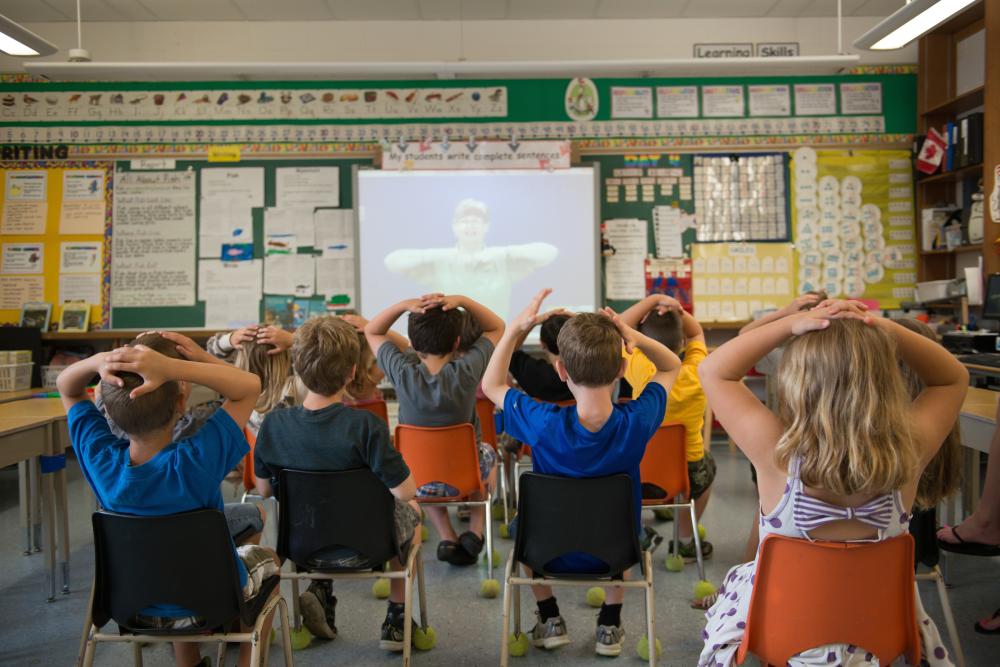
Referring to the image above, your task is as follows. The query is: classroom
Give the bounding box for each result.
[0,1,997,665]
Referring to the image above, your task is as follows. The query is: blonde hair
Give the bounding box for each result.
[235,339,292,415]
[774,318,919,496]
[345,331,381,401]
[894,318,962,510]
[292,316,359,395]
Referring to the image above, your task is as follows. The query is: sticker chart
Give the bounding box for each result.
[694,154,788,242]
[691,242,795,322]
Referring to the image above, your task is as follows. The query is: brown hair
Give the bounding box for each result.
[100,333,183,436]
[774,319,919,496]
[556,313,623,387]
[235,338,291,415]
[457,309,483,353]
[292,316,359,396]
[408,307,463,356]
[540,314,571,356]
[638,310,684,354]
[345,330,382,401]
[894,318,962,509]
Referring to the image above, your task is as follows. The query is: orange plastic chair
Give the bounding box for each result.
[476,398,510,524]
[349,398,389,426]
[395,423,497,581]
[639,423,707,580]
[736,533,921,666]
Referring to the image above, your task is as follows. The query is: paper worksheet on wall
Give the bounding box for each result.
[603,218,648,300]
[199,259,262,328]
[60,170,106,234]
[275,167,339,208]
[201,167,265,207]
[1,170,48,234]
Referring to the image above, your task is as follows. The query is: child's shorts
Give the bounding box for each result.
[224,502,264,541]
[303,499,421,570]
[640,451,716,501]
[417,441,497,498]
[130,544,279,630]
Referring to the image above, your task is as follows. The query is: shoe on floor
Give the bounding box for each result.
[299,581,337,640]
[436,540,458,563]
[458,531,484,557]
[380,606,417,651]
[595,623,625,657]
[456,507,471,521]
[667,538,713,561]
[530,612,570,650]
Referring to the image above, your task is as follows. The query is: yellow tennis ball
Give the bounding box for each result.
[421,525,429,541]
[289,626,312,650]
[492,503,507,520]
[372,578,391,599]
[664,554,685,572]
[585,586,605,607]
[653,508,674,521]
[636,635,663,660]
[480,578,501,598]
[508,632,530,657]
[413,625,437,650]
[481,548,501,566]
[693,579,717,601]
[697,523,707,541]
[499,523,511,539]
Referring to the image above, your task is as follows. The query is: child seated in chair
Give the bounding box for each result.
[482,290,681,657]
[58,332,276,667]
[365,294,504,566]
[252,316,422,651]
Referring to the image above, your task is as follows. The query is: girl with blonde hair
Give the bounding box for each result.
[698,301,967,666]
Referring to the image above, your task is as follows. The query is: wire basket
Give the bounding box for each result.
[0,363,33,392]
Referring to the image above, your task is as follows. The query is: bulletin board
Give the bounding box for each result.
[110,157,371,329]
[790,148,916,309]
[691,242,796,322]
[0,161,112,328]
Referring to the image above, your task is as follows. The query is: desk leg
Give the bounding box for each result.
[29,457,41,553]
[42,467,57,602]
[55,467,70,593]
[18,460,31,555]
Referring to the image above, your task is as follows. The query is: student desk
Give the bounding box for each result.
[0,414,59,601]
[0,387,45,404]
[0,398,71,599]
[956,387,997,518]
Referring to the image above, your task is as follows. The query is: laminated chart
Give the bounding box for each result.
[694,154,788,242]
[790,148,915,307]
[691,242,794,322]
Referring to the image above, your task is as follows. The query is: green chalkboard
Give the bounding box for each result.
[110,157,371,329]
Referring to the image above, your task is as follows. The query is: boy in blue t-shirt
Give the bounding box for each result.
[482,290,680,658]
[58,332,271,667]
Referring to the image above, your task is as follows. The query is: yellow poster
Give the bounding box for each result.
[691,242,795,322]
[790,148,916,308]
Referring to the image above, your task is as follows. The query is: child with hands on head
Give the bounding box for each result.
[696,299,967,667]
[482,289,682,658]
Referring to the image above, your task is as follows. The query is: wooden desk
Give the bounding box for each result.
[960,386,997,454]
[0,387,45,404]
[0,415,58,601]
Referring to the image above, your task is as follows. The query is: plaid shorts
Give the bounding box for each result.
[130,544,279,630]
[640,451,716,501]
[416,441,497,498]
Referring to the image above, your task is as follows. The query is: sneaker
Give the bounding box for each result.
[380,606,416,651]
[595,623,625,656]
[668,539,713,561]
[530,612,570,650]
[299,581,337,640]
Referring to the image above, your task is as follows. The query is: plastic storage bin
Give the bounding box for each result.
[0,363,33,392]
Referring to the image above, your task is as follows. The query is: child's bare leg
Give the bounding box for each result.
[425,506,457,542]
[678,487,711,540]
[390,501,423,603]
[172,642,201,667]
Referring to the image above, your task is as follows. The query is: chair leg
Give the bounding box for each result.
[81,629,97,667]
[688,500,706,582]
[249,628,262,667]
[644,551,657,667]
[278,596,294,666]
[216,640,226,667]
[290,567,302,630]
[672,497,681,559]
[933,567,965,667]
[131,641,143,667]
[512,561,522,636]
[403,555,414,667]
[497,458,510,525]
[484,495,495,581]
[416,554,429,630]
[77,581,95,667]
[500,554,514,667]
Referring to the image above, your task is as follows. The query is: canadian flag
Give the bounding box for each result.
[916,127,947,174]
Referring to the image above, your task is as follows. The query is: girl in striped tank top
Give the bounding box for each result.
[697,300,967,666]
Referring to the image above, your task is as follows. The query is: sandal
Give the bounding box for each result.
[937,525,1000,557]
[690,593,719,610]
[974,608,1000,635]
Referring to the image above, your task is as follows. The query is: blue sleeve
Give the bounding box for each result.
[183,408,249,482]
[628,382,668,441]
[501,388,556,446]
[67,401,126,464]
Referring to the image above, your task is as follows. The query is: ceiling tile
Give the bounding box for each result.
[796,0,872,17]
[595,0,688,19]
[137,0,246,21]
[506,0,600,20]
[419,0,507,20]
[232,0,333,20]
[680,0,783,18]
[1,0,74,21]
[853,0,906,16]
[765,0,814,17]
[99,0,159,20]
[325,0,421,20]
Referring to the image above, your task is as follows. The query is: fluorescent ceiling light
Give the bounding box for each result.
[0,14,58,57]
[854,0,979,50]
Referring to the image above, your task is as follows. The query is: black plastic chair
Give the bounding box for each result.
[79,509,292,667]
[276,468,429,663]
[500,473,656,666]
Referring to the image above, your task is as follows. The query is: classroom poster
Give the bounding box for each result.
[790,148,915,308]
[691,243,795,322]
[1,170,48,234]
[59,170,106,234]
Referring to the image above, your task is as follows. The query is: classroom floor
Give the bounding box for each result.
[0,448,997,666]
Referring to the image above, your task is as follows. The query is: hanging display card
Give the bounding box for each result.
[691,242,794,322]
[701,85,745,117]
[656,86,699,118]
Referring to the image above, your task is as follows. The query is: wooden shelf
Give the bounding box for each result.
[922,85,984,117]
[920,245,984,256]
[41,329,222,341]
[916,163,984,186]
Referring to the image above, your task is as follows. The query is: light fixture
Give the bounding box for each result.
[854,0,980,50]
[0,14,58,57]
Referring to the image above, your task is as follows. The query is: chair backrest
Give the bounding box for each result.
[638,423,689,501]
[277,468,399,571]
[350,399,390,426]
[476,398,498,449]
[513,472,642,579]
[737,534,920,666]
[241,427,257,493]
[394,423,484,499]
[91,510,244,633]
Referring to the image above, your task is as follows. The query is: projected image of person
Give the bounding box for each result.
[383,198,558,319]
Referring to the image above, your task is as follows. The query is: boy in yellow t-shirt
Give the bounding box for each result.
[620,294,714,560]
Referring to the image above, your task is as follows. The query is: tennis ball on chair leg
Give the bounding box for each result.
[412,625,437,650]
[421,525,429,541]
[372,577,391,599]
[480,578,501,598]
[499,523,511,539]
[653,508,674,521]
[481,548,501,566]
[289,626,313,650]
[492,503,507,521]
[697,523,707,541]
[508,632,530,657]
[664,553,685,572]
[636,636,663,661]
[585,586,605,607]
[693,579,717,603]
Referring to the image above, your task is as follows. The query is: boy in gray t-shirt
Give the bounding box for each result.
[365,293,504,566]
